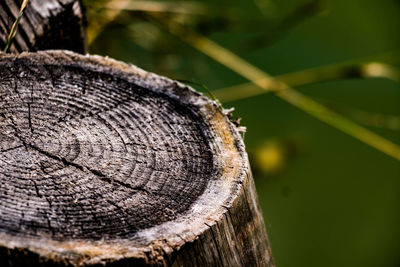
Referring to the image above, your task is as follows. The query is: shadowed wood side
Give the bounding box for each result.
[0,0,86,53]
[0,50,274,266]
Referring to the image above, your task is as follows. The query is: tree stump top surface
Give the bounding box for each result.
[0,51,248,264]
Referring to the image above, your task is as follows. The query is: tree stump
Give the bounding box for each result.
[0,50,273,266]
[0,0,85,53]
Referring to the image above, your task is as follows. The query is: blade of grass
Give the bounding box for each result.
[213,62,400,102]
[162,20,400,161]
[345,110,400,131]
[312,100,400,131]
[86,0,130,45]
[177,79,223,107]
[106,1,208,15]
[3,0,29,53]
[87,0,209,45]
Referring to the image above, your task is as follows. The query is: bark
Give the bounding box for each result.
[0,50,274,266]
[0,0,86,53]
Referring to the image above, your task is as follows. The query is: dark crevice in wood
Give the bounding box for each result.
[32,180,41,198]
[0,144,23,153]
[24,140,158,201]
[225,211,246,266]
[27,102,33,134]
[205,222,225,266]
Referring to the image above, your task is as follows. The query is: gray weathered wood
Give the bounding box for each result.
[0,0,86,53]
[0,50,274,266]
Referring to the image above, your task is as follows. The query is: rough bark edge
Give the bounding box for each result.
[0,50,271,266]
[169,171,274,267]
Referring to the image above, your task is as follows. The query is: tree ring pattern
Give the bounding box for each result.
[0,61,214,240]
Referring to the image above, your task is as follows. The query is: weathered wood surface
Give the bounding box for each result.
[0,50,274,266]
[0,0,86,53]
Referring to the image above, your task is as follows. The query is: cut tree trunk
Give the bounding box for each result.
[0,0,86,53]
[0,50,274,266]
[0,0,274,266]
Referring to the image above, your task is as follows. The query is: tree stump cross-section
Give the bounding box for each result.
[0,50,274,266]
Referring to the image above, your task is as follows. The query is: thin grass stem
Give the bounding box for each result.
[3,13,23,53]
[213,62,400,102]
[177,79,223,107]
[87,0,208,45]
[311,100,400,131]
[106,1,208,15]
[3,0,29,53]
[86,0,130,44]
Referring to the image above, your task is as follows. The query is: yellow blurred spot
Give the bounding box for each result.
[254,142,285,175]
[362,62,400,82]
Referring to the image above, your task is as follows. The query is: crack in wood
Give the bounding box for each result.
[27,102,33,134]
[26,142,155,196]
[0,145,24,153]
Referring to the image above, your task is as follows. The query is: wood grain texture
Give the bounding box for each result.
[0,0,86,53]
[0,50,274,266]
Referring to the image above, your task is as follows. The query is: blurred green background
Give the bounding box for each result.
[84,0,400,266]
